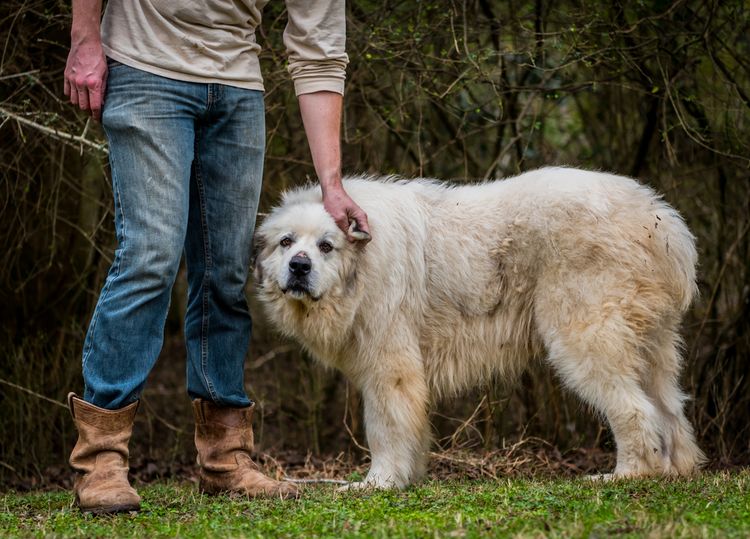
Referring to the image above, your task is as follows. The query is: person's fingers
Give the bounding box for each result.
[347,220,372,242]
[322,190,371,240]
[344,207,370,243]
[88,84,103,121]
[77,83,90,112]
[334,213,350,235]
[69,80,79,106]
[63,77,70,97]
[353,209,370,235]
[75,77,91,110]
[101,66,108,107]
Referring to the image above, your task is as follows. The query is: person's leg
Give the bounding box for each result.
[184,86,296,498]
[81,62,201,409]
[71,62,206,513]
[184,85,265,406]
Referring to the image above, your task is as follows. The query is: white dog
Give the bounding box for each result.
[254,167,704,489]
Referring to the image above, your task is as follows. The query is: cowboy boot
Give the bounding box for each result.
[68,393,141,513]
[192,399,298,499]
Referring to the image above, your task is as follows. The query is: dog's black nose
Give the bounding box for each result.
[289,255,312,276]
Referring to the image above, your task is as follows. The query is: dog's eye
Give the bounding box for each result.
[280,237,293,248]
[319,241,334,254]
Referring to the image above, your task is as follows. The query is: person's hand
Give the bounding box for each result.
[64,35,108,121]
[297,92,370,242]
[322,185,371,243]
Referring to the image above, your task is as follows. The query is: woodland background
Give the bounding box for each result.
[1,0,748,488]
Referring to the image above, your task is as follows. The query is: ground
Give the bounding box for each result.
[2,469,748,538]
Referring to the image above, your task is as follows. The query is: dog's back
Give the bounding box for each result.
[340,169,698,402]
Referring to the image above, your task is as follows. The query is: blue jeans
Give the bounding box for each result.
[82,61,264,409]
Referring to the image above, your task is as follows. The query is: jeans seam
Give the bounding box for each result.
[82,156,127,370]
[193,133,218,403]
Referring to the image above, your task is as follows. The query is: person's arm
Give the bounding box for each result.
[298,91,370,241]
[285,0,370,241]
[64,0,107,121]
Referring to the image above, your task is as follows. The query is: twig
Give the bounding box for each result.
[0,460,17,474]
[690,218,750,361]
[246,345,295,370]
[141,397,186,434]
[0,107,108,154]
[449,394,487,448]
[282,477,349,485]
[0,378,68,409]
[343,382,370,453]
[0,69,39,81]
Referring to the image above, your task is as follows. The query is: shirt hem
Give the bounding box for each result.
[103,47,266,92]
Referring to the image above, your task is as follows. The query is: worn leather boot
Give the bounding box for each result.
[68,393,141,514]
[192,399,298,499]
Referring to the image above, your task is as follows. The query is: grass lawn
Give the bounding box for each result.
[1,470,748,538]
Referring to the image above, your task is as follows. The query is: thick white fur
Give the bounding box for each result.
[255,167,704,489]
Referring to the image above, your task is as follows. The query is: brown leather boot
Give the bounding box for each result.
[192,399,298,499]
[68,393,141,514]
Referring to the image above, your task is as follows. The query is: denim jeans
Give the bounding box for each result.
[82,61,264,409]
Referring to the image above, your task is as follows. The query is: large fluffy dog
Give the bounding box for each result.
[254,167,703,488]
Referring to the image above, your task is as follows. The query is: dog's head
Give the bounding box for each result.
[254,192,369,305]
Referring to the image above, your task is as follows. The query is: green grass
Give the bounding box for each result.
[2,470,748,538]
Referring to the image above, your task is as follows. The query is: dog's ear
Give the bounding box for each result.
[251,232,266,282]
[348,220,372,243]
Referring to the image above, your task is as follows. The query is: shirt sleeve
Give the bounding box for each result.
[283,0,349,96]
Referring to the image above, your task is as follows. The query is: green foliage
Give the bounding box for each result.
[2,471,749,538]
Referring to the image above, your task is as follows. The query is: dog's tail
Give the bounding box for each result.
[651,197,699,312]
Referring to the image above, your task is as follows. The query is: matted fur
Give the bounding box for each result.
[255,167,704,489]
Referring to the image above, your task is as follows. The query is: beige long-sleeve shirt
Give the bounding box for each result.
[101,0,348,95]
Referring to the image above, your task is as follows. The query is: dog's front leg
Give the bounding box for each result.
[348,353,430,490]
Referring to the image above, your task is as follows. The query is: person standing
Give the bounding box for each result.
[63,0,369,513]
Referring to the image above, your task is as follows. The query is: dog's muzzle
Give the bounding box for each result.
[283,253,314,298]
